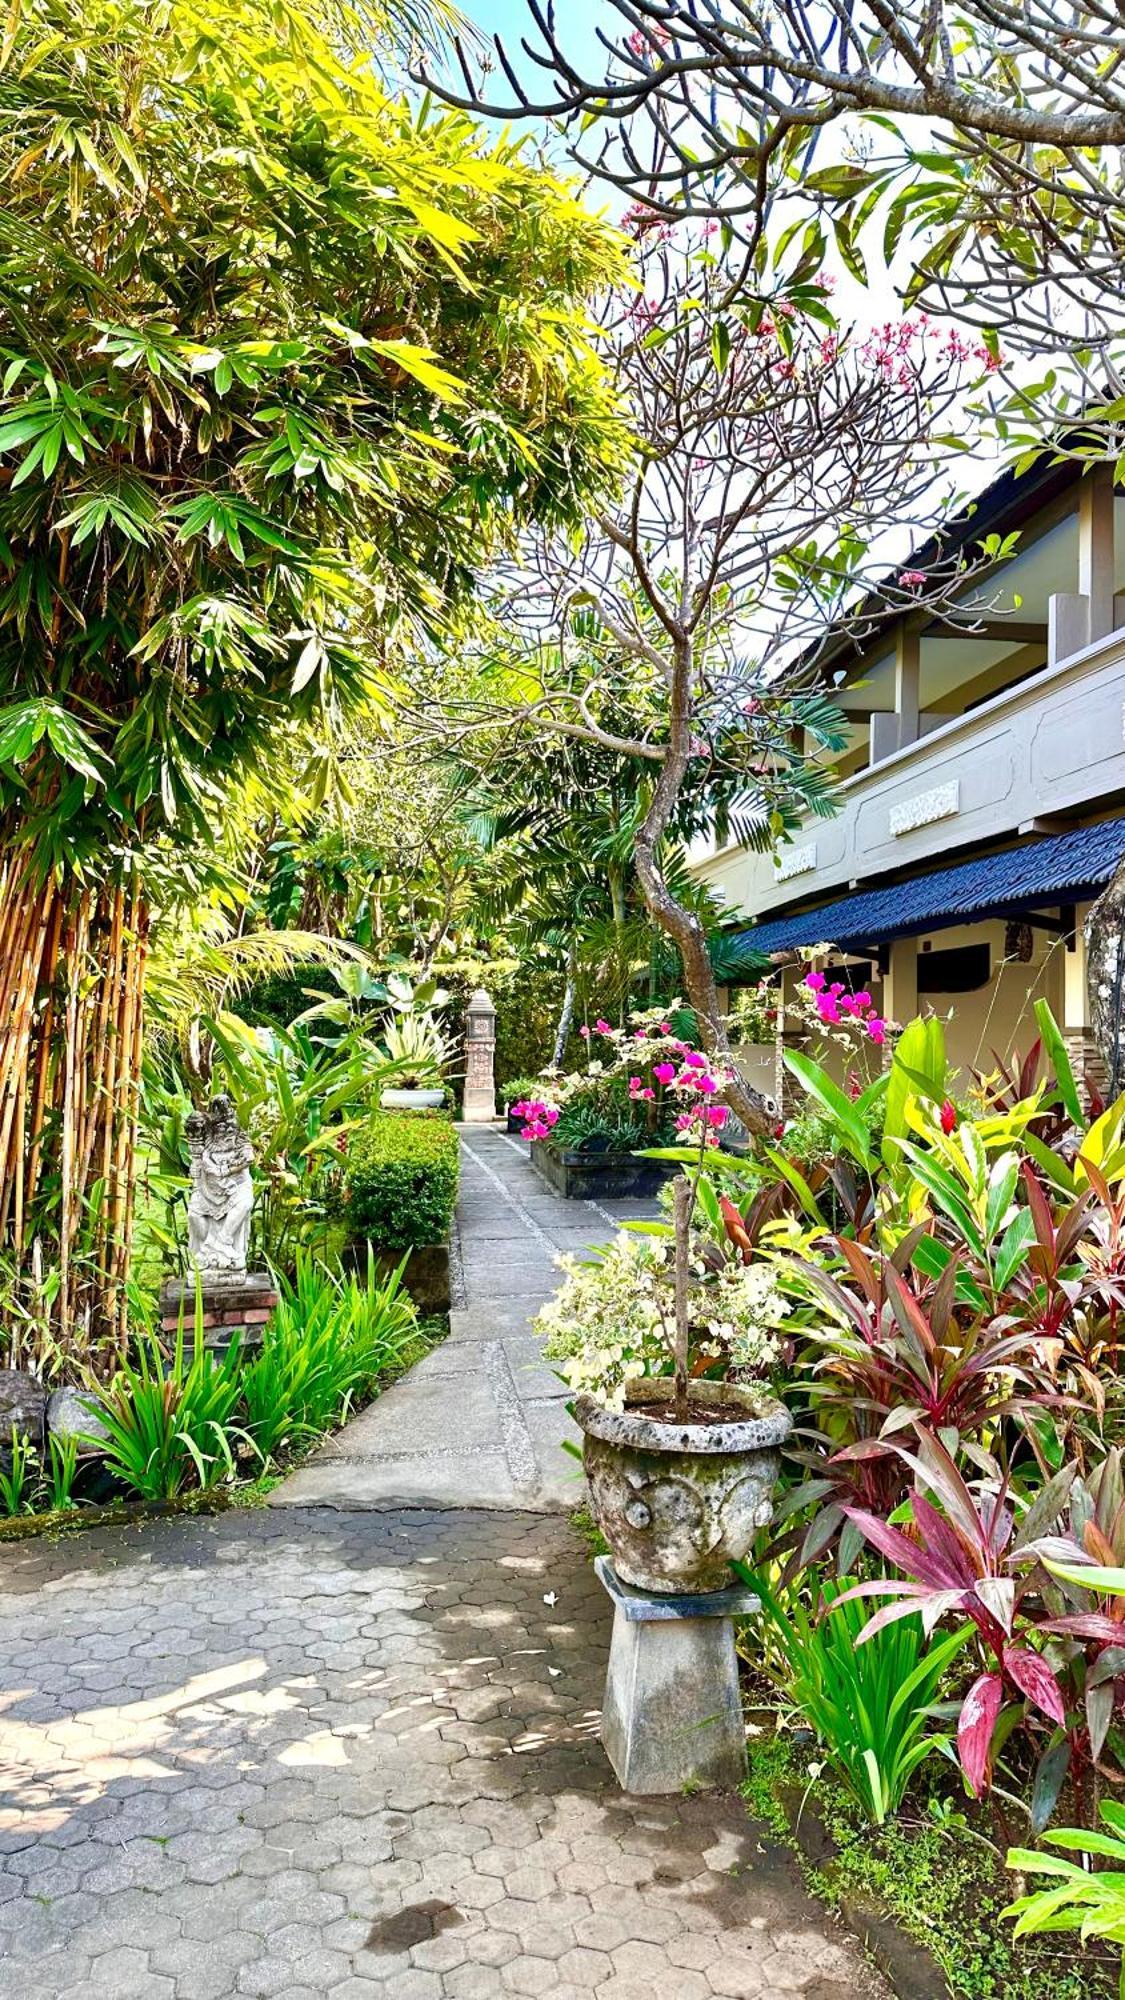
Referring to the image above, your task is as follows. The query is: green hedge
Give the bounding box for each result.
[343,1111,460,1250]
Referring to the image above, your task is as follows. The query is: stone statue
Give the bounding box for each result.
[185,1095,255,1275]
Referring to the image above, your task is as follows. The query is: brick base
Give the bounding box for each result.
[159,1271,279,1358]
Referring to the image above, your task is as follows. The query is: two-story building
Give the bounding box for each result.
[693,456,1125,1102]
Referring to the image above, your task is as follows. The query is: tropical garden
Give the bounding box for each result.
[5,0,1125,1995]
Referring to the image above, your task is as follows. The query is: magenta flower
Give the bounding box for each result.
[595,1018,612,1035]
[544,1107,559,1127]
[653,1061,676,1085]
[640,1087,655,1101]
[634,1027,648,1039]
[683,1050,707,1070]
[868,1018,887,1045]
[658,1022,671,1034]
[579,1025,591,1038]
[697,1075,717,1095]
[511,1100,529,1118]
[804,971,826,991]
[706,1104,729,1128]
[853,992,873,1012]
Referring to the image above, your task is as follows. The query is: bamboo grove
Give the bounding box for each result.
[0,0,624,1357]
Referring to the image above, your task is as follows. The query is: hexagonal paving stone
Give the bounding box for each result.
[0,1135,892,2000]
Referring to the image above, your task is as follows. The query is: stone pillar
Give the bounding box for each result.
[1080,464,1116,644]
[462,986,497,1123]
[1063,908,1108,1105]
[882,937,918,1051]
[596,1556,759,1794]
[894,621,921,751]
[774,966,807,1121]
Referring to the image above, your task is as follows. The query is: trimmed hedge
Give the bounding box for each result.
[344,1111,460,1250]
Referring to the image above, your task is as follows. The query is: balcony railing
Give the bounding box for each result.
[707,625,1125,920]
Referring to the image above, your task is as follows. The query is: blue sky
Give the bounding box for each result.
[463,0,606,69]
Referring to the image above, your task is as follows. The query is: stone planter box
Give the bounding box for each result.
[526,1139,679,1202]
[345,1242,451,1314]
[576,1379,792,1593]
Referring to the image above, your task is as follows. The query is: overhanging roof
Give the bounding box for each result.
[735,818,1125,958]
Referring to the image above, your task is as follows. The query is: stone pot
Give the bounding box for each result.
[575,1379,791,1594]
[380,1086,444,1111]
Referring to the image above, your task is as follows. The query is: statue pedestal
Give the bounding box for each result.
[595,1555,759,1794]
[160,1271,278,1361]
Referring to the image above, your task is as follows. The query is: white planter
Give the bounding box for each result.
[380,1086,444,1111]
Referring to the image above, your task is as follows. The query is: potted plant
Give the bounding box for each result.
[532,1075,792,1593]
[378,974,452,1110]
[503,1075,548,1134]
[379,1014,450,1109]
[514,1005,726,1200]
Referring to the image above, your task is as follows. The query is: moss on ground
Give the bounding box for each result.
[743,1731,1117,2000]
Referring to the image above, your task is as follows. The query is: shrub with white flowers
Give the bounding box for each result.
[534,1230,788,1410]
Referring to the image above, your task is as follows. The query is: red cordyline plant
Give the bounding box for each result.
[839,1429,1125,1822]
[774,1232,1054,1571]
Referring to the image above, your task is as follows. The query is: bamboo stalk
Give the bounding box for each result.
[24,888,64,1224]
[0,884,48,1209]
[58,901,82,1356]
[114,895,148,1357]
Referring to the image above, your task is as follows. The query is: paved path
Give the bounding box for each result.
[274,1131,659,1514]
[0,1129,892,2000]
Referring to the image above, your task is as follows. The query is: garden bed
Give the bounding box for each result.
[0,1309,449,1541]
[742,1729,1118,2000]
[526,1136,679,1201]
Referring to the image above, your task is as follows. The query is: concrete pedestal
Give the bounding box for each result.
[595,1555,759,1795]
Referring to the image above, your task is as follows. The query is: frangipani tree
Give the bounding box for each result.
[439,2,1125,369]
[0,0,625,1360]
[403,230,1002,1133]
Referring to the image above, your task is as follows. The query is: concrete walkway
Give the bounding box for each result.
[273,1131,659,1514]
[0,1129,892,2000]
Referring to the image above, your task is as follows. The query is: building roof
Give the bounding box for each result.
[734,818,1125,957]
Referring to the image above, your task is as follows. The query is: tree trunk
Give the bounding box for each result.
[632,637,774,1137]
[1086,860,1125,1095]
[672,1173,692,1418]
[551,953,577,1071]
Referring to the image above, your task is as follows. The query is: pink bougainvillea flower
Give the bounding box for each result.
[578,1025,591,1038]
[628,1076,644,1094]
[804,970,826,991]
[594,1018,613,1035]
[658,1022,671,1034]
[511,1100,529,1118]
[634,1027,648,1038]
[706,1104,729,1128]
[940,1099,958,1135]
[653,1061,676,1085]
[683,1050,707,1070]
[640,1087,655,1101]
[544,1107,559,1126]
[697,1075,718,1095]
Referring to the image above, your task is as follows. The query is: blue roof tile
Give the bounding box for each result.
[735,818,1125,957]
